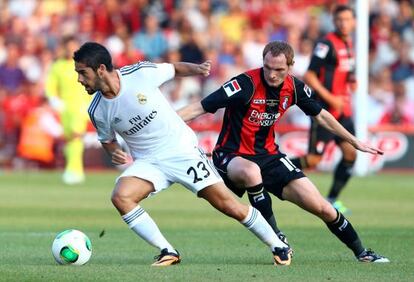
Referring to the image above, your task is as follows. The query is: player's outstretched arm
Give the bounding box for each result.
[314,109,384,155]
[177,101,207,122]
[173,60,211,77]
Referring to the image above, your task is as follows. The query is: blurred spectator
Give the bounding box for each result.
[45,36,91,184]
[0,42,26,93]
[0,0,413,170]
[379,80,414,124]
[218,0,248,43]
[132,13,168,61]
[17,96,62,167]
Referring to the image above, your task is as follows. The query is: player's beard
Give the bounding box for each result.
[85,77,101,94]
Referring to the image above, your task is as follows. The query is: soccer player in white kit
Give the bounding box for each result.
[73,42,291,266]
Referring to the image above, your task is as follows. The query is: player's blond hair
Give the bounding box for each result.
[262,41,295,66]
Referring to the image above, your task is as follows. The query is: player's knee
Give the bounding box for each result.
[344,150,357,162]
[111,189,133,209]
[233,162,261,184]
[316,201,337,222]
[306,154,323,168]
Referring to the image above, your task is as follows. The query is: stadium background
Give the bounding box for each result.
[0,0,413,172]
[0,1,413,281]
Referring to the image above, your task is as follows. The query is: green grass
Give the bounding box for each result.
[0,170,413,281]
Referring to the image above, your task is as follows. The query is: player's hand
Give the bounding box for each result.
[329,96,346,113]
[353,140,384,155]
[111,149,131,165]
[197,60,211,77]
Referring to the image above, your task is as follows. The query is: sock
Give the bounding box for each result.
[290,157,306,169]
[122,205,176,253]
[247,183,280,234]
[240,206,287,250]
[64,137,85,176]
[327,158,354,200]
[326,210,365,256]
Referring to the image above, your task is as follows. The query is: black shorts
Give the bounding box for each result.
[212,151,306,200]
[308,115,355,155]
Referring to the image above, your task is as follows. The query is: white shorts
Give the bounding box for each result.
[116,147,222,196]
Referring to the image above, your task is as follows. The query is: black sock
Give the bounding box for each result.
[326,210,365,256]
[327,158,354,201]
[290,157,306,169]
[247,183,280,234]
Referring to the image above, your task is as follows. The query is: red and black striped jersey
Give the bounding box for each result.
[308,32,355,118]
[201,68,322,156]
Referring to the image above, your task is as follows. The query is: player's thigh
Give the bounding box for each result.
[61,111,88,137]
[116,160,170,199]
[161,148,223,195]
[282,178,336,220]
[227,156,262,186]
[262,154,305,200]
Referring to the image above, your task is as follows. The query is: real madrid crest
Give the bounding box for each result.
[137,93,147,104]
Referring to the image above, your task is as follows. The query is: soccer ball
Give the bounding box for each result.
[52,229,92,265]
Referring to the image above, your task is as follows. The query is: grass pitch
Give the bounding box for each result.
[0,170,413,281]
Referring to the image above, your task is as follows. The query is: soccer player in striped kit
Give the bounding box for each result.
[178,40,389,263]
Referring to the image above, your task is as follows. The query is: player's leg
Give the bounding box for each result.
[197,182,292,265]
[327,117,357,213]
[61,112,86,185]
[112,163,180,266]
[282,178,389,262]
[226,156,282,236]
[327,141,356,206]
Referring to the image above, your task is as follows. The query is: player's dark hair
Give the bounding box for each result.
[262,41,295,66]
[73,42,114,71]
[333,4,355,18]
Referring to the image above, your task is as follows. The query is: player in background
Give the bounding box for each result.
[178,40,389,263]
[73,42,291,266]
[290,5,357,214]
[46,36,91,184]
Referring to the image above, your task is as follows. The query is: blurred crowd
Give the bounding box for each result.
[0,0,414,168]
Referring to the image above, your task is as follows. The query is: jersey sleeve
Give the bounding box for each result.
[293,78,322,116]
[94,118,116,144]
[87,98,116,143]
[122,62,175,88]
[307,39,335,73]
[201,73,254,113]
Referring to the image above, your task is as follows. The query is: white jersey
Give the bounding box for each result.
[88,62,199,160]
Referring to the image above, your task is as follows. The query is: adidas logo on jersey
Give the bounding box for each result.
[114,117,122,124]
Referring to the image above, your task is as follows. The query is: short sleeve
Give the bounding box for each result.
[307,39,334,73]
[94,119,116,144]
[201,73,254,113]
[294,78,322,116]
[120,62,175,88]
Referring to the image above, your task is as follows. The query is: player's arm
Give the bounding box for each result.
[314,109,383,155]
[177,101,206,122]
[101,141,131,165]
[177,74,253,122]
[172,60,211,77]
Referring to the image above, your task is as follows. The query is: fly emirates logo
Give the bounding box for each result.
[248,109,280,126]
[123,110,158,135]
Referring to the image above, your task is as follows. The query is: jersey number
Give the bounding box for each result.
[187,161,211,183]
[280,157,297,172]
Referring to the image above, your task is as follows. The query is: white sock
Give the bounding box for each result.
[241,206,288,250]
[122,205,176,254]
